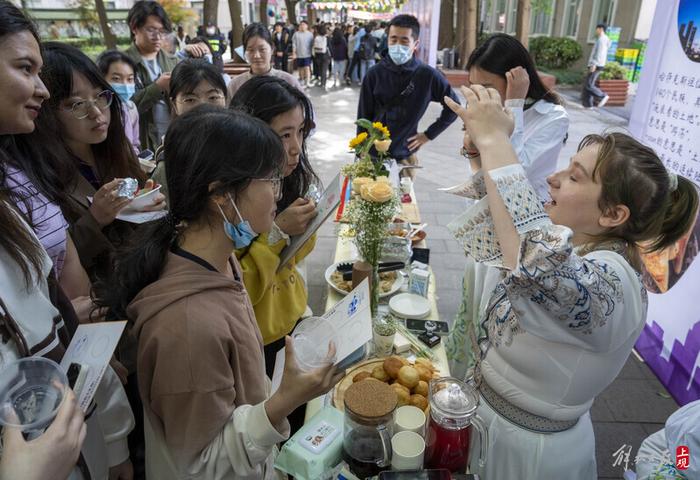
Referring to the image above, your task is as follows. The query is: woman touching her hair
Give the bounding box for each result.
[442,85,698,479]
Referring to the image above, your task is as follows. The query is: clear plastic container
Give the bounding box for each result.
[0,357,68,440]
[292,317,338,372]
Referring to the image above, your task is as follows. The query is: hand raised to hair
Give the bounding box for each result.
[505,66,530,100]
[444,85,514,153]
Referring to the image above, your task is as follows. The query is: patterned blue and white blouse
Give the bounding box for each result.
[445,163,648,421]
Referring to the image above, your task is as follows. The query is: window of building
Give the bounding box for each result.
[495,0,508,32]
[561,0,583,38]
[588,0,617,42]
[506,0,518,35]
[529,0,555,36]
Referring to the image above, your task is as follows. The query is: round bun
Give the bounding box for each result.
[410,394,428,410]
[371,365,390,383]
[397,366,420,389]
[415,365,433,383]
[391,383,411,407]
[414,380,429,397]
[383,356,406,379]
[353,371,372,383]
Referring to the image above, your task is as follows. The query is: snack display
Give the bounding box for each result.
[332,356,439,411]
[329,268,398,294]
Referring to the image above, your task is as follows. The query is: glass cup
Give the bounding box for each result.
[0,357,68,440]
[292,316,338,372]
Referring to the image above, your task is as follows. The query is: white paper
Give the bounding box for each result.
[116,208,168,224]
[277,173,342,271]
[60,322,127,412]
[270,280,372,393]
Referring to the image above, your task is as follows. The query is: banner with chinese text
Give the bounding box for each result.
[629,0,700,406]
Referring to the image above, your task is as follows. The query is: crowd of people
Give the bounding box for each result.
[0,0,699,479]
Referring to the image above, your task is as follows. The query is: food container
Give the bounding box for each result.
[292,317,338,372]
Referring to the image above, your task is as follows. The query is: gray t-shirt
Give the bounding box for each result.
[292,31,314,59]
[144,58,171,141]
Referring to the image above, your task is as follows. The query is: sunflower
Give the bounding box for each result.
[349,131,369,149]
[372,121,391,138]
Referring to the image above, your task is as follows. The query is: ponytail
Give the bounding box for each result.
[92,215,176,321]
[650,176,699,253]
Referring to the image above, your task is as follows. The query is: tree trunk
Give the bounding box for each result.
[204,0,219,26]
[285,0,298,24]
[227,0,244,61]
[259,0,268,24]
[308,6,316,25]
[515,0,531,49]
[94,0,117,50]
[464,0,477,65]
[438,0,454,50]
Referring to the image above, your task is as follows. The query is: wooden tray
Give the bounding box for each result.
[331,357,441,411]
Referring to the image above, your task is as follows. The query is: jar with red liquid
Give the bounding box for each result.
[424,377,488,473]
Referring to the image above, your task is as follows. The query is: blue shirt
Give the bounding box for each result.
[353,28,366,52]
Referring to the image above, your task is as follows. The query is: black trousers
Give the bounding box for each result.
[581,67,606,107]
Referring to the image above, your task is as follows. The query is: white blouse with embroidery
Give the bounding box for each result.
[446,164,648,420]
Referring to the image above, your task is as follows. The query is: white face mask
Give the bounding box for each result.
[206,27,216,36]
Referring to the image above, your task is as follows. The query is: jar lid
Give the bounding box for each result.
[431,377,478,418]
[345,379,397,419]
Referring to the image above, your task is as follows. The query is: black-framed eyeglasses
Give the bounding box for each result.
[62,90,113,120]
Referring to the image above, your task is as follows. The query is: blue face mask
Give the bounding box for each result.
[388,44,413,66]
[218,195,258,249]
[110,83,136,103]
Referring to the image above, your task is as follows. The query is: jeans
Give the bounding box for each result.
[332,60,346,82]
[581,67,606,107]
[360,59,376,83]
[348,52,361,83]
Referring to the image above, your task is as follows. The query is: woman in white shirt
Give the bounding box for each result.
[442,85,698,479]
[446,33,570,377]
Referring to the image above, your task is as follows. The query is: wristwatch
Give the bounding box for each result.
[460,146,480,159]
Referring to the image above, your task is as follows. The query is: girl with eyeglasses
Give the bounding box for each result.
[93,105,342,479]
[230,76,320,435]
[13,42,166,284]
[150,58,228,202]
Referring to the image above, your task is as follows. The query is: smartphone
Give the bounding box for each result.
[66,362,89,396]
[137,148,154,162]
[411,247,430,265]
[379,470,451,480]
[405,318,450,335]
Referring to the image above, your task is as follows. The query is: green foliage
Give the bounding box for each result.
[55,36,131,48]
[529,36,583,69]
[599,61,629,80]
[538,67,584,86]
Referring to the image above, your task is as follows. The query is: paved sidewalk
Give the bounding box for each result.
[303,84,678,479]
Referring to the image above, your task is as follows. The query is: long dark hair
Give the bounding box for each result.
[93,106,286,319]
[12,42,144,217]
[169,58,227,104]
[0,0,46,288]
[229,76,319,212]
[467,33,561,106]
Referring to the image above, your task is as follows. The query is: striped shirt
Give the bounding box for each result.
[5,166,69,278]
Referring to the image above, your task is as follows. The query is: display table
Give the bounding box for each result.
[305,196,449,422]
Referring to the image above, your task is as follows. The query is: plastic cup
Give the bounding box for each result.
[0,357,68,440]
[292,317,338,372]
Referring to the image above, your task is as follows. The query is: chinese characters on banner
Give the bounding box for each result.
[400,0,440,67]
[629,0,700,406]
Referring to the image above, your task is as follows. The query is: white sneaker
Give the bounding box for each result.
[598,94,610,107]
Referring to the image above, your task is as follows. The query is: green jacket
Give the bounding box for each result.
[124,44,179,151]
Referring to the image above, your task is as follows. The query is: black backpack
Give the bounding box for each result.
[359,34,377,60]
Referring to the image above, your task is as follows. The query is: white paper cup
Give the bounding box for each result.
[391,430,425,471]
[394,405,426,436]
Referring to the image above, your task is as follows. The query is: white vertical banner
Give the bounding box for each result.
[400,0,441,67]
[629,0,700,405]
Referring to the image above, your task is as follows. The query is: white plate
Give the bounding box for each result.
[389,293,431,319]
[324,262,403,298]
[126,185,162,211]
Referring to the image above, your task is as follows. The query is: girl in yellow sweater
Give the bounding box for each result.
[230,77,320,388]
